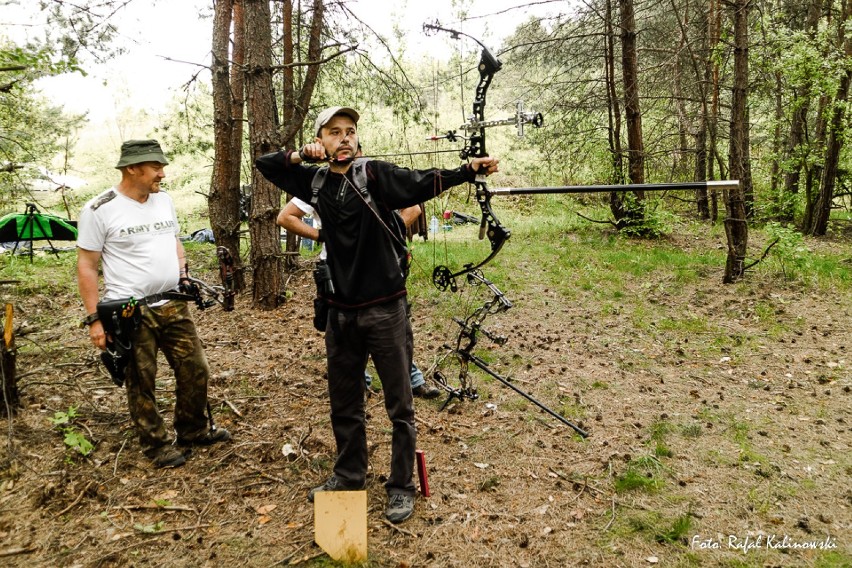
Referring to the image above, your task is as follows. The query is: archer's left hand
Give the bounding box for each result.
[471,156,500,176]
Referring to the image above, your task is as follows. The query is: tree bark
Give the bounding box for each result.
[275,0,325,269]
[230,0,246,290]
[209,0,245,289]
[612,0,646,228]
[604,0,625,185]
[809,0,852,235]
[244,0,283,309]
[781,0,823,223]
[724,0,751,283]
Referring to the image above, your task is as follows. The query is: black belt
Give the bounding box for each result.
[140,290,195,305]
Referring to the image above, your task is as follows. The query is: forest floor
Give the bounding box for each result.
[0,229,850,568]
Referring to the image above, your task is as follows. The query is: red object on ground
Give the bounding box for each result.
[415,449,430,497]
[443,210,452,220]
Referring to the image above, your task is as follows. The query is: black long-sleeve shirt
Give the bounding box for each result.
[256,152,477,308]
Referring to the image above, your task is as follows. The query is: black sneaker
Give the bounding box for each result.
[145,446,188,469]
[308,476,364,502]
[385,493,414,523]
[177,427,231,447]
[412,384,441,399]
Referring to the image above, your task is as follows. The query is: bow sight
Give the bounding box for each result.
[424,22,544,160]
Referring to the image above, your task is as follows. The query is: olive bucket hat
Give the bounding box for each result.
[115,139,170,169]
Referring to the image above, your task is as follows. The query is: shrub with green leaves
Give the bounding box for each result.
[49,406,94,457]
[764,222,811,280]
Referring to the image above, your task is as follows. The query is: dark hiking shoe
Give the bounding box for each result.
[145,446,188,469]
[177,427,231,447]
[308,476,364,503]
[412,384,441,399]
[385,493,415,523]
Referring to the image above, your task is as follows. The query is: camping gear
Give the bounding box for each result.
[0,203,77,261]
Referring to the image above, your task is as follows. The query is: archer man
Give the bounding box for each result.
[256,106,498,523]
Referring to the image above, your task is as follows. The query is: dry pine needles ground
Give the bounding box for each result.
[0,241,849,567]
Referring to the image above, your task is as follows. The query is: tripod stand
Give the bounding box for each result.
[12,204,60,262]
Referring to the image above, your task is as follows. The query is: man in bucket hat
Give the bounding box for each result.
[77,139,230,468]
[257,107,499,523]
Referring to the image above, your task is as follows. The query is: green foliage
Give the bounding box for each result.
[654,512,693,544]
[49,406,79,426]
[762,222,811,281]
[614,456,666,493]
[0,36,87,208]
[50,406,93,457]
[133,521,165,534]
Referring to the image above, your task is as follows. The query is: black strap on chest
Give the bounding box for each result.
[310,158,370,207]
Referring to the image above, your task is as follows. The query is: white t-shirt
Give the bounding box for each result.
[290,197,327,260]
[78,188,181,300]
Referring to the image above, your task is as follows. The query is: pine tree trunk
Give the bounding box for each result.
[245,0,283,309]
[724,0,751,283]
[612,0,646,228]
[209,0,245,290]
[809,0,852,235]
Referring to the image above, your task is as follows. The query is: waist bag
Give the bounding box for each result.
[97,297,142,387]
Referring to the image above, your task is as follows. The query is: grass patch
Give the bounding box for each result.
[614,456,666,493]
[624,510,694,545]
[680,423,703,438]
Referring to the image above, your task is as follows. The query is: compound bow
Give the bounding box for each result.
[181,246,237,311]
[423,22,543,293]
[421,25,588,435]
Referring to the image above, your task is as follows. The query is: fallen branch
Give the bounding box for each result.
[54,481,94,518]
[742,237,780,272]
[0,546,37,557]
[381,518,418,537]
[112,504,196,512]
[603,494,617,531]
[224,399,243,418]
[576,211,617,227]
[114,438,127,476]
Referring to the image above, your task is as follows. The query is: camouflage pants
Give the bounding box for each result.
[125,300,210,448]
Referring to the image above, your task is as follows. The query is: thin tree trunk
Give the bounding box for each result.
[229,0,246,291]
[782,0,824,223]
[724,0,750,283]
[282,0,300,269]
[209,0,245,288]
[278,0,325,269]
[809,0,852,235]
[280,0,325,145]
[245,0,283,309]
[604,0,625,185]
[612,0,646,228]
[803,94,829,230]
[708,0,723,223]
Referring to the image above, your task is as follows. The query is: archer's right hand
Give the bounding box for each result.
[298,143,327,163]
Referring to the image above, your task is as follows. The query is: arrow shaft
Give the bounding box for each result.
[488,180,739,195]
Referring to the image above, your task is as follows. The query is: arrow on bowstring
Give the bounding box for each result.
[487,180,740,195]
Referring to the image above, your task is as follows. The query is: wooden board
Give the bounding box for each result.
[313,490,367,563]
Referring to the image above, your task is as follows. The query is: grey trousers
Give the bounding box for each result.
[325,297,416,496]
